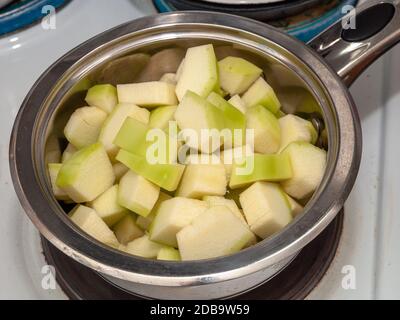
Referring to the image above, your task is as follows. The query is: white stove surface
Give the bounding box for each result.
[1,0,399,300]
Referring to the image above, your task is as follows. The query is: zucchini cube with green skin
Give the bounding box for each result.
[279,114,318,152]
[124,234,165,259]
[228,95,246,114]
[242,77,281,114]
[88,185,128,227]
[112,162,129,182]
[98,103,150,159]
[113,213,144,245]
[175,44,218,101]
[175,91,224,153]
[118,170,160,217]
[281,142,327,199]
[149,197,208,247]
[246,105,281,154]
[61,144,77,163]
[114,117,178,164]
[229,153,293,189]
[116,150,185,192]
[64,106,107,149]
[203,196,245,223]
[114,117,149,156]
[56,143,115,203]
[157,247,181,261]
[136,192,172,231]
[220,145,253,180]
[149,105,177,130]
[218,57,262,95]
[239,182,292,239]
[176,163,227,199]
[207,92,246,147]
[69,205,119,248]
[85,84,118,114]
[117,81,178,107]
[48,163,69,201]
[177,206,255,261]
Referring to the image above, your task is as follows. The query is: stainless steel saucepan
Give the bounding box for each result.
[10,0,400,299]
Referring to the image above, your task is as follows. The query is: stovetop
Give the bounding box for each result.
[1,0,399,300]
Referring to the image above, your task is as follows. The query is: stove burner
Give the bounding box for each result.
[41,210,343,300]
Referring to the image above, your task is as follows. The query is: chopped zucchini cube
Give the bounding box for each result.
[118,170,160,217]
[56,143,115,203]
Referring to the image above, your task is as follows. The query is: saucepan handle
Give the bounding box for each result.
[308,0,400,86]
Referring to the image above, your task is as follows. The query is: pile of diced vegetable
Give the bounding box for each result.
[48,44,327,261]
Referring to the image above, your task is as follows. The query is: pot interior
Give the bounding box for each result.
[17,18,352,283]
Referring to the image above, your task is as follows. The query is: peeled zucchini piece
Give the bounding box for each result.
[48,163,69,201]
[112,162,129,182]
[160,73,177,85]
[203,196,245,223]
[113,213,144,245]
[177,206,255,261]
[176,163,227,199]
[228,95,246,114]
[117,81,178,107]
[242,77,281,114]
[175,58,185,82]
[157,247,181,261]
[88,185,128,227]
[175,91,224,153]
[98,103,150,159]
[85,84,118,114]
[281,142,327,199]
[69,205,119,248]
[118,170,160,217]
[229,153,293,189]
[136,48,185,83]
[56,143,115,203]
[116,150,185,192]
[136,192,172,231]
[286,194,304,217]
[149,197,208,247]
[149,105,177,130]
[239,182,292,239]
[246,105,281,154]
[279,114,318,152]
[207,92,246,147]
[175,44,218,101]
[61,144,77,163]
[218,56,262,95]
[64,106,107,149]
[124,234,164,259]
[220,145,253,180]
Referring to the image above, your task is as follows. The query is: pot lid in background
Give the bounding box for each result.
[0,0,70,36]
[153,0,359,42]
